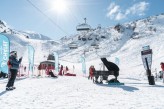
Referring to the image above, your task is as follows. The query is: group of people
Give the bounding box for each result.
[5,50,164,91]
[6,51,59,91]
[38,64,57,77]
[58,65,69,76]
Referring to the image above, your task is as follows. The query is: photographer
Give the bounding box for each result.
[6,51,22,91]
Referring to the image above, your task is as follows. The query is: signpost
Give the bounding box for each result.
[141,45,155,85]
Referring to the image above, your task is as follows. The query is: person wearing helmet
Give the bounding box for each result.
[6,51,22,91]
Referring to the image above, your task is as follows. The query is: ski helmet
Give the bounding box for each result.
[10,51,17,56]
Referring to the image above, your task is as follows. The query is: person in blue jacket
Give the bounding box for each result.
[6,51,22,91]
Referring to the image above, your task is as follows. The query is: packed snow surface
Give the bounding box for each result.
[0,75,164,109]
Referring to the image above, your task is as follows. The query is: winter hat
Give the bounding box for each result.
[10,51,17,56]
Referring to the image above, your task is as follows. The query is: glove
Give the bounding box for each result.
[19,57,23,61]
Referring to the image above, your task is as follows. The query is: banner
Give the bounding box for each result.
[0,34,10,74]
[81,55,86,75]
[53,52,59,72]
[28,45,35,75]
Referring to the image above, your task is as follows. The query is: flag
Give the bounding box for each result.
[81,55,86,75]
[53,52,59,72]
[0,34,10,73]
[28,45,35,75]
[115,57,120,66]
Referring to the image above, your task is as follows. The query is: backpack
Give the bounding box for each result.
[7,60,12,68]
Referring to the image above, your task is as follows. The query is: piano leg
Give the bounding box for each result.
[95,75,99,83]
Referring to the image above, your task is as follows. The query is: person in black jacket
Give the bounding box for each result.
[48,70,57,78]
[6,51,22,91]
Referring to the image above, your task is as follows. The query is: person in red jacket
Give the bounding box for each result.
[88,66,95,80]
[160,62,164,79]
[66,66,68,72]
[160,62,164,71]
[58,65,63,76]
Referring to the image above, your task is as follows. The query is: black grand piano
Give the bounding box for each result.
[93,58,120,84]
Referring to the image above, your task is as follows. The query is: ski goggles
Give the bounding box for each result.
[10,51,17,56]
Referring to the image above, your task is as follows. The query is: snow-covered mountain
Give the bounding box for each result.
[0,13,164,75]
[1,14,164,109]
[19,30,52,40]
[0,20,59,64]
[57,13,164,63]
[0,20,51,40]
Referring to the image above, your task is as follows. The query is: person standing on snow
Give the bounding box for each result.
[160,62,164,80]
[58,65,63,76]
[64,66,69,74]
[6,51,22,91]
[24,66,26,72]
[37,64,41,76]
[88,66,95,80]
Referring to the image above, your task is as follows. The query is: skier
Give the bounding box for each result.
[6,51,22,91]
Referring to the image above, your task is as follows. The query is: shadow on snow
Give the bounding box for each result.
[96,84,139,92]
[143,84,164,88]
[0,91,8,96]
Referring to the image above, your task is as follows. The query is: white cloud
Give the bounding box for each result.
[108,5,120,16]
[106,1,149,20]
[107,2,116,10]
[116,12,126,20]
[125,1,149,16]
[106,2,121,19]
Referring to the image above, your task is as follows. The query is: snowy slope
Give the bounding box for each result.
[0,20,59,64]
[57,14,164,63]
[0,14,164,109]
[19,30,51,40]
[0,14,164,76]
[0,76,164,109]
[54,14,164,78]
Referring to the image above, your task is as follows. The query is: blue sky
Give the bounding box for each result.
[0,0,163,40]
